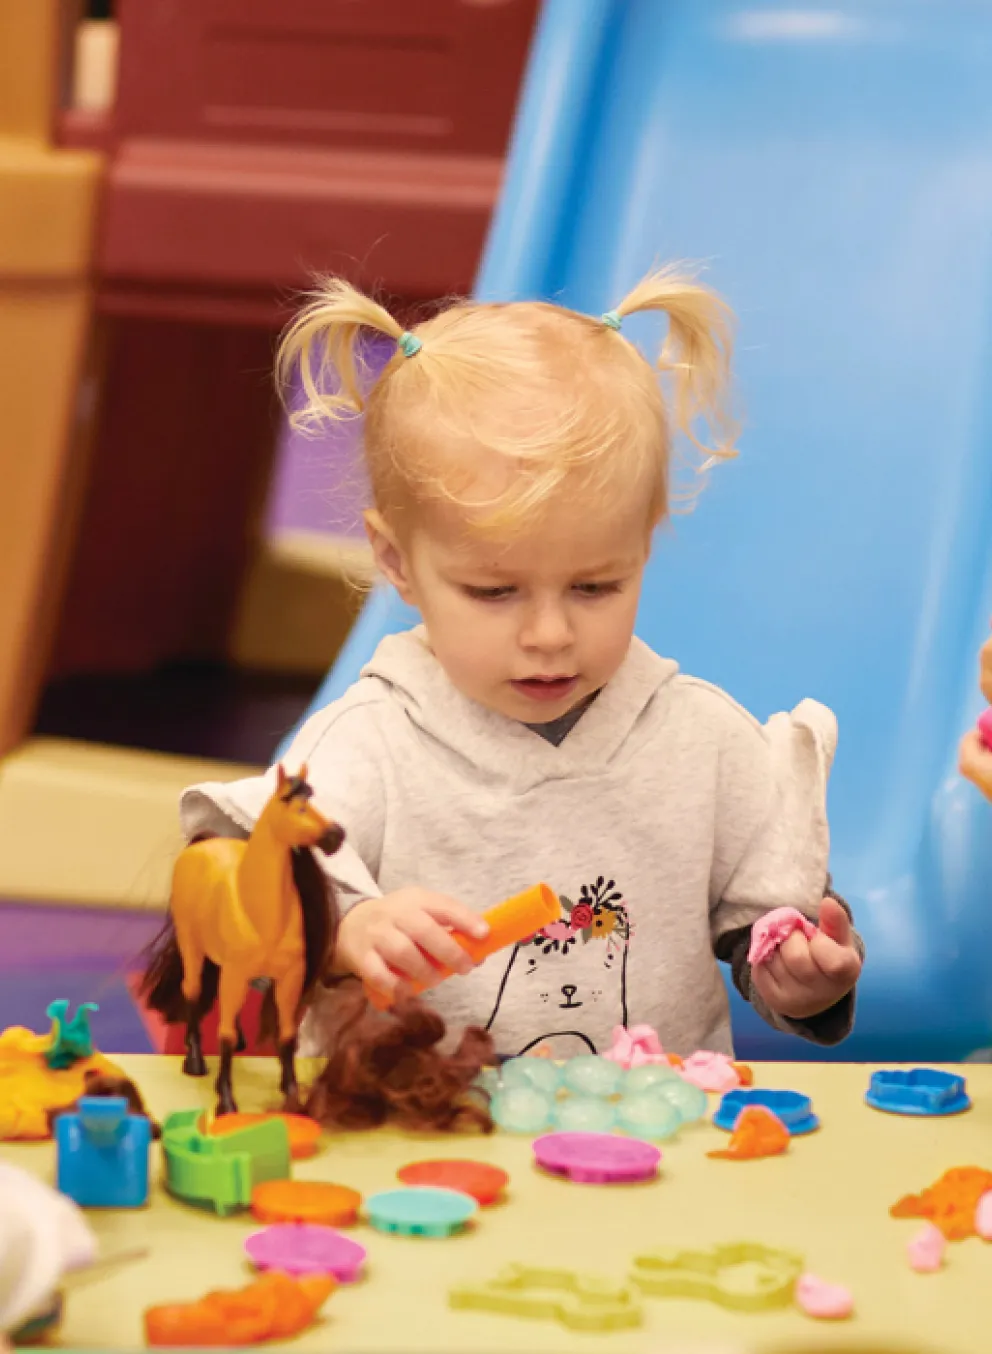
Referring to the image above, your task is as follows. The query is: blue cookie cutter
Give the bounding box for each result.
[865,1068,970,1117]
[713,1088,819,1135]
[55,1095,151,1208]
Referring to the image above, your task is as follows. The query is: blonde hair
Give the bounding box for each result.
[276,266,738,538]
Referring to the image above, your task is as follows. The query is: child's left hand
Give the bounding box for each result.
[751,897,862,1021]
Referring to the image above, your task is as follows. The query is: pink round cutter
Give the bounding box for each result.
[533,1131,661,1184]
[245,1223,367,1282]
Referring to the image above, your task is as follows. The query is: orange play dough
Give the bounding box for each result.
[207,1112,322,1159]
[251,1179,362,1226]
[708,1105,790,1160]
[145,1271,334,1346]
[891,1167,992,1241]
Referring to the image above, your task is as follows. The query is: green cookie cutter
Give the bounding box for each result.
[631,1242,803,1312]
[161,1109,290,1216]
[450,1264,643,1331]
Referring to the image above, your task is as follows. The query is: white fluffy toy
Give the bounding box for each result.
[0,1162,97,1344]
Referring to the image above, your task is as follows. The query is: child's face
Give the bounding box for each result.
[371,492,650,722]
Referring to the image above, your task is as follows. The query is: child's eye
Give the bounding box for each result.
[463,585,516,601]
[572,580,623,598]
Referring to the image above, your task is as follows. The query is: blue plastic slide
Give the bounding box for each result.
[280,0,992,1060]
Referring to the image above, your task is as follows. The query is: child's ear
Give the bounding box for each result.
[365,510,417,605]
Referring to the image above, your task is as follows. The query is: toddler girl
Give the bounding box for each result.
[181,269,863,1060]
[960,627,992,799]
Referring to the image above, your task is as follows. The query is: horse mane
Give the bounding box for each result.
[303,980,495,1134]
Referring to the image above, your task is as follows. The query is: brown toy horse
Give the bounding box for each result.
[141,766,344,1115]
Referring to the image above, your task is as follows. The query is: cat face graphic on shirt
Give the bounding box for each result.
[485,877,631,1057]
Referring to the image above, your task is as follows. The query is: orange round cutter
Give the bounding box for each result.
[251,1179,362,1227]
[207,1112,322,1160]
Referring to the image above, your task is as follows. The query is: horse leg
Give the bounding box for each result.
[171,920,208,1077]
[215,965,250,1116]
[273,967,305,1111]
[183,996,208,1078]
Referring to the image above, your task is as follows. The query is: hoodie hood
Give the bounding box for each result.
[359,626,680,794]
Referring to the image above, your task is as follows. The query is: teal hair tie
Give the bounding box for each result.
[601,309,622,332]
[397,331,423,358]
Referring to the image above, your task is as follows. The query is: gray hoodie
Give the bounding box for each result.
[180,627,842,1059]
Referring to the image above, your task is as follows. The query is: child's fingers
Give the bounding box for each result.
[419,896,490,940]
[399,913,475,976]
[771,933,819,984]
[376,930,442,989]
[808,931,862,984]
[358,950,404,1000]
[752,959,792,1010]
[816,896,852,947]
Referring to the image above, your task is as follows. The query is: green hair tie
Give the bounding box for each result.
[397,331,423,358]
[601,310,622,332]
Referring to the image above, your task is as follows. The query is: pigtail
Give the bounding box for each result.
[276,279,408,432]
[612,266,739,468]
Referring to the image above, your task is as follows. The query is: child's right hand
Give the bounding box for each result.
[333,889,490,1000]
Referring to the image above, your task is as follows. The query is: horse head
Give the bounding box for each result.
[273,763,346,856]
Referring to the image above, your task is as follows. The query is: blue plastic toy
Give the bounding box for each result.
[491,1085,556,1135]
[55,1095,151,1208]
[615,1090,682,1141]
[713,1089,818,1136]
[277,0,992,1061]
[499,1057,562,1095]
[43,999,98,1070]
[865,1068,971,1117]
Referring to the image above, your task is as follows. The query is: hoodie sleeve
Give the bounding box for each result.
[178,694,386,909]
[708,698,862,1043]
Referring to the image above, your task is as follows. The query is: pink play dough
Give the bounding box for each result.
[602,1024,668,1068]
[975,1191,992,1240]
[748,907,817,965]
[795,1273,853,1320]
[907,1223,945,1272]
[678,1050,741,1093]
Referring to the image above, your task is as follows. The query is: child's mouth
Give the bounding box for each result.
[512,676,578,703]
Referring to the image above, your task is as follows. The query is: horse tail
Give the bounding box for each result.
[291,846,341,999]
[257,984,278,1050]
[138,918,219,1024]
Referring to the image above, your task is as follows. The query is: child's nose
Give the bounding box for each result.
[521,601,572,652]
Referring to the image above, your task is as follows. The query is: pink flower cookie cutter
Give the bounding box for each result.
[748,907,817,966]
[602,1025,668,1068]
[245,1223,367,1283]
[533,1132,661,1184]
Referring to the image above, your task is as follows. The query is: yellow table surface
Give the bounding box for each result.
[3,1057,990,1354]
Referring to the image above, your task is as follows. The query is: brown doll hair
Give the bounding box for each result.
[303,979,494,1134]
